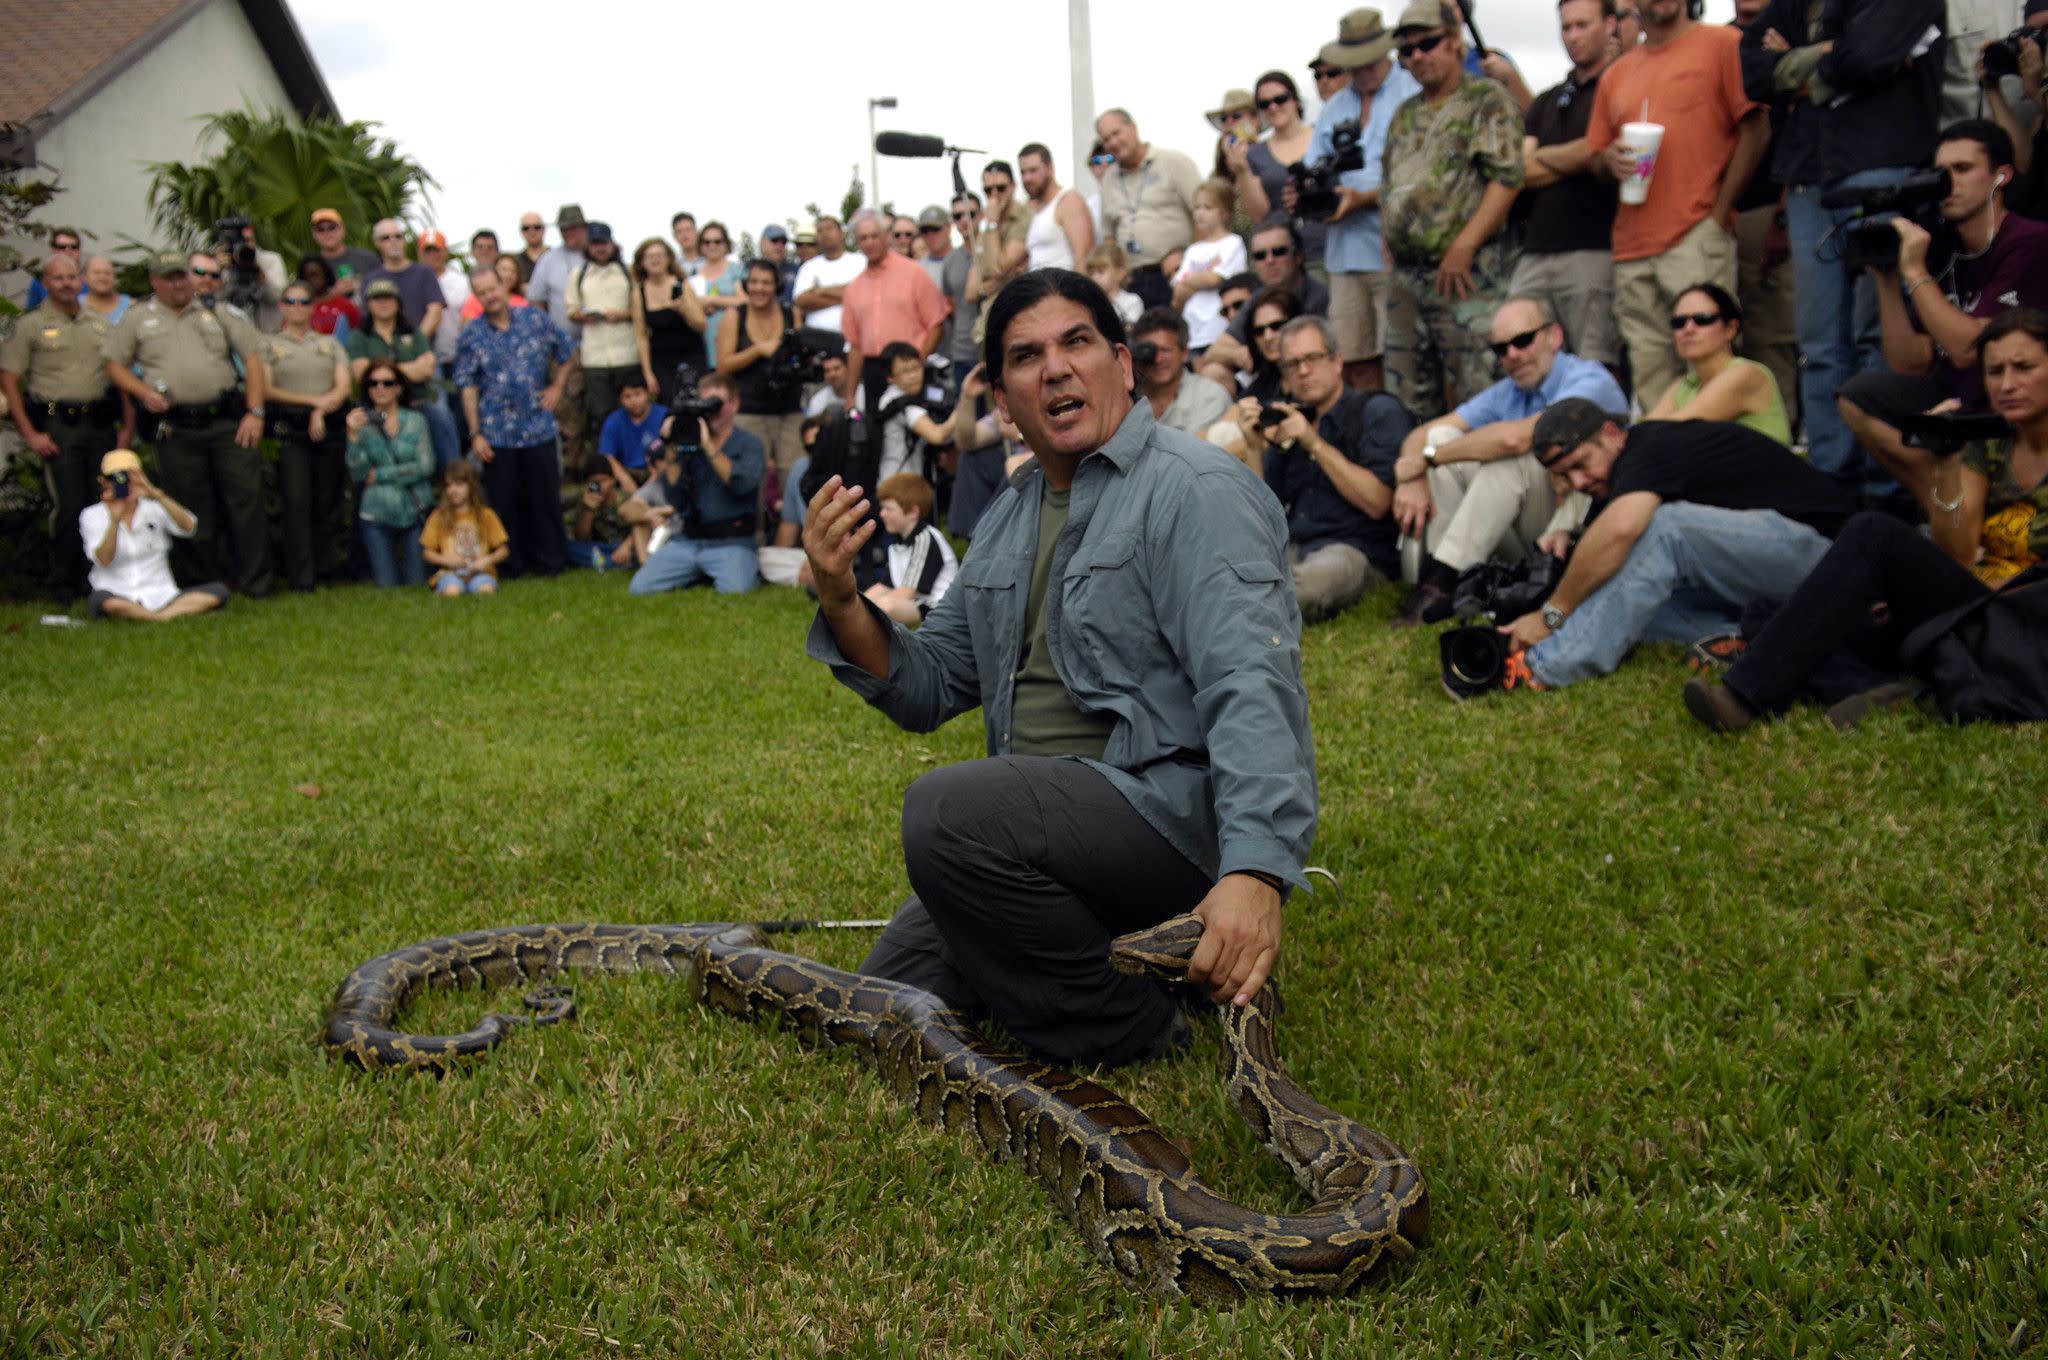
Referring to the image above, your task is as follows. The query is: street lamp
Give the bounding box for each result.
[868,96,898,209]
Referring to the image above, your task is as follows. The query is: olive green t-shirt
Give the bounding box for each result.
[1010,485,1116,758]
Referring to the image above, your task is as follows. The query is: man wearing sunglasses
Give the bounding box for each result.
[1381,0,1527,420]
[1388,297,1627,625]
[310,209,379,304]
[914,206,973,372]
[1198,220,1332,389]
[1093,109,1204,311]
[1509,0,1624,372]
[362,219,445,340]
[1491,396,1854,690]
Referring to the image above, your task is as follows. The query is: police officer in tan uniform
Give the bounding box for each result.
[1,253,135,600]
[255,283,352,591]
[102,250,271,596]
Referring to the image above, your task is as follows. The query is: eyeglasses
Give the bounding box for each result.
[366,377,402,388]
[1669,311,1725,331]
[1252,320,1288,337]
[189,267,220,279]
[282,296,313,305]
[312,221,342,231]
[1256,94,1293,110]
[1250,245,1294,262]
[1397,32,1448,59]
[1089,153,1116,166]
[1488,327,1545,358]
[1280,351,1332,372]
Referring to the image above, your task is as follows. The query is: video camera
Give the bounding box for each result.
[663,364,723,454]
[762,326,846,398]
[211,213,270,312]
[1820,169,1952,274]
[1896,407,2009,456]
[1287,119,1363,222]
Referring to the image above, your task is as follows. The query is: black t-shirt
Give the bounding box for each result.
[1517,68,1617,255]
[1603,421,1857,537]
[1262,388,1410,573]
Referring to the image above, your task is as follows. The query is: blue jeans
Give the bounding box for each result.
[1786,166,1912,484]
[416,393,460,469]
[1528,502,1833,688]
[628,538,759,595]
[359,519,424,588]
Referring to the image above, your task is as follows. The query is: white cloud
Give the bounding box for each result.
[285,0,1735,253]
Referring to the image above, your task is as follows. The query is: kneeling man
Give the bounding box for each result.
[1498,398,1857,689]
[804,269,1315,1066]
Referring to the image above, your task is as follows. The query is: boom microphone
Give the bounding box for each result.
[875,131,948,158]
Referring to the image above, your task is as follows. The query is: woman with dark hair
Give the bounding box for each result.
[343,356,435,587]
[296,256,358,341]
[1685,308,2048,732]
[1237,71,1325,270]
[1644,282,1791,445]
[632,236,706,403]
[348,277,452,466]
[1213,286,1306,460]
[719,256,803,486]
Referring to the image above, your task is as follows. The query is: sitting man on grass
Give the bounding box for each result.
[1490,397,1858,692]
[595,374,666,487]
[862,471,958,625]
[1229,316,1409,622]
[1390,297,1627,626]
[803,268,1314,1066]
[565,457,636,570]
[1130,308,1235,437]
[80,449,227,622]
[623,373,764,596]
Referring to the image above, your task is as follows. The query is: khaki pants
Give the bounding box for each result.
[1506,248,1620,367]
[1289,541,1383,622]
[1735,204,1799,430]
[1423,454,1558,573]
[735,411,806,477]
[1326,271,1387,362]
[1614,215,1738,415]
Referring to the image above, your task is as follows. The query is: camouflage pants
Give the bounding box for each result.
[1384,256,1508,423]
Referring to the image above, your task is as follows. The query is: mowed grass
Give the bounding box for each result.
[1,572,2044,1358]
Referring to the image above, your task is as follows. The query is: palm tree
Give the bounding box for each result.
[144,105,437,266]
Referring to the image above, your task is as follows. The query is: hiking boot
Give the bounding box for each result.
[1683,675,1758,733]
[1824,679,1924,731]
[1392,580,1455,629]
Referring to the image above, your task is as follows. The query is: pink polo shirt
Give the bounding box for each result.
[840,251,949,357]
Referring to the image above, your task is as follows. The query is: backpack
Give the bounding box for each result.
[1900,564,2048,723]
[799,407,874,505]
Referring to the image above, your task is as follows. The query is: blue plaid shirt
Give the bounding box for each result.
[452,307,577,448]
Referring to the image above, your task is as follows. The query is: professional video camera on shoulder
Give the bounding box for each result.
[213,213,269,311]
[762,326,845,398]
[1821,169,1954,274]
[663,363,723,454]
[1288,119,1364,222]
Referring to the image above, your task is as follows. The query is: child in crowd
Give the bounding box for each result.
[420,461,509,596]
[1085,242,1143,327]
[876,342,954,486]
[1172,179,1248,352]
[595,375,665,487]
[863,471,957,625]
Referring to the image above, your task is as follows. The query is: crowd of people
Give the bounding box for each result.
[5,0,2047,728]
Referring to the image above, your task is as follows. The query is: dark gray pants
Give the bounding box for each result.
[861,756,1210,1067]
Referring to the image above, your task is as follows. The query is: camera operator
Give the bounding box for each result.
[718,258,806,486]
[565,456,635,570]
[1231,316,1410,621]
[1130,309,1234,436]
[209,215,285,332]
[78,449,227,622]
[1982,10,2048,219]
[622,372,764,595]
[1302,8,1419,393]
[1839,120,2048,515]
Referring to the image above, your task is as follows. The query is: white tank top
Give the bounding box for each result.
[1026,188,1076,270]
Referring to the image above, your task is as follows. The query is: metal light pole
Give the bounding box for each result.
[1069,0,1095,182]
[868,96,898,209]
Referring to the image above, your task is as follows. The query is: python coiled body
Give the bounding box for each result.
[323,916,1428,1304]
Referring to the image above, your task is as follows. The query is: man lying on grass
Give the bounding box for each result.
[803,268,1315,1066]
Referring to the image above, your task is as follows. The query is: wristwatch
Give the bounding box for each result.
[1541,601,1567,630]
[246,404,265,418]
[1421,444,1439,467]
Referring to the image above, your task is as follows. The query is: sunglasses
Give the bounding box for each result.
[1397,32,1448,59]
[1256,94,1293,110]
[282,296,313,305]
[366,377,402,388]
[1488,327,1545,358]
[953,211,974,222]
[1090,153,1116,166]
[520,224,545,232]
[1251,320,1288,337]
[1311,65,1339,79]
[313,221,342,230]
[920,224,946,234]
[189,267,220,279]
[891,231,915,240]
[701,238,728,248]
[1250,245,1294,262]
[1222,299,1246,317]
[1670,311,1725,331]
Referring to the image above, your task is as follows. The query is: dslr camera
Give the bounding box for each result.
[1439,626,1513,700]
[1287,119,1363,221]
[1820,169,1952,274]
[1981,27,2040,80]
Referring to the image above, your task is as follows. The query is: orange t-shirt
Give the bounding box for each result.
[1586,23,1760,262]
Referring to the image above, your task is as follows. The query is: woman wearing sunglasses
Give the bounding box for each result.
[257,286,353,591]
[1644,283,1791,446]
[1235,71,1326,275]
[689,222,744,366]
[343,357,435,587]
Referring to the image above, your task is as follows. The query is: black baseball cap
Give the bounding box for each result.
[1530,398,1624,465]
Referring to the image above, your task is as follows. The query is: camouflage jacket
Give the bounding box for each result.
[1381,76,1526,267]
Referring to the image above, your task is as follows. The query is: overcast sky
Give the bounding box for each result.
[285,0,1736,256]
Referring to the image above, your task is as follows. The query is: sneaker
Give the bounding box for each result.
[1687,632,1747,672]
[1823,679,1923,731]
[1391,580,1454,629]
[1683,675,1758,733]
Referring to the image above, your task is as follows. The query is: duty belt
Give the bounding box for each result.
[27,395,117,428]
[164,395,244,427]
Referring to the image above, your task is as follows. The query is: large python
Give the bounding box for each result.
[323,915,1428,1303]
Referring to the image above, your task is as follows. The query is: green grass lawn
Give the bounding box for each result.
[2,573,2043,1358]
